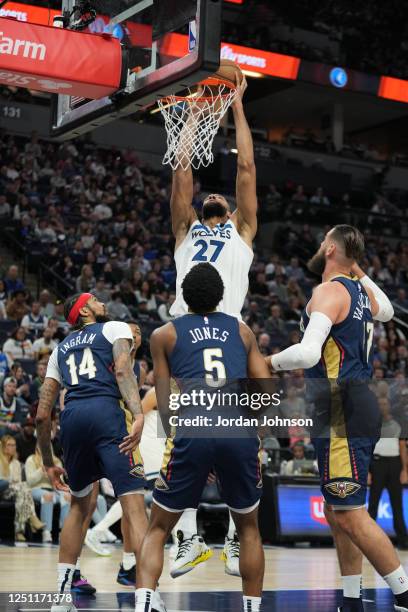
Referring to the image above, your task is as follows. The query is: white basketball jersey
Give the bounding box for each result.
[170,219,253,319]
[139,410,165,481]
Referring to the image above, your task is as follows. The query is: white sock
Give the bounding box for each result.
[175,508,197,539]
[135,588,154,612]
[243,595,262,611]
[57,563,76,594]
[342,574,361,598]
[122,551,135,570]
[227,512,236,540]
[384,565,408,595]
[75,559,80,572]
[94,500,122,532]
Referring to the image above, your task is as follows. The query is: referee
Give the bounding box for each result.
[368,396,408,549]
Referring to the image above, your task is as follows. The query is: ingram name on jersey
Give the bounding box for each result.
[301,276,374,381]
[46,321,133,403]
[170,221,253,319]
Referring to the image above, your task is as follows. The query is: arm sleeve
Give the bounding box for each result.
[102,321,133,345]
[271,311,332,372]
[45,347,62,384]
[360,275,394,322]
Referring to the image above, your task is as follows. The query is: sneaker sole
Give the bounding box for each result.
[84,536,111,557]
[395,606,408,611]
[170,548,213,578]
[219,551,241,577]
[116,579,135,588]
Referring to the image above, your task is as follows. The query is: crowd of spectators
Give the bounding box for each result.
[0,129,407,541]
[224,0,408,79]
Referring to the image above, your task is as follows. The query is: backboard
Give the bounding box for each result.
[50,0,222,140]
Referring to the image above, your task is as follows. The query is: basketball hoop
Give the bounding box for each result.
[158,77,238,171]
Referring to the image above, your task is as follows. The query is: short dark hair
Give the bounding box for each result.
[331,224,365,262]
[182,263,224,314]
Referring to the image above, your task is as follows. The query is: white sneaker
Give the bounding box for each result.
[50,602,77,612]
[395,606,408,611]
[170,530,213,578]
[84,528,111,556]
[42,529,52,543]
[220,535,240,576]
[168,543,178,560]
[152,590,168,612]
[100,528,119,543]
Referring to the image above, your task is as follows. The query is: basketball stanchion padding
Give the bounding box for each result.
[159,60,243,171]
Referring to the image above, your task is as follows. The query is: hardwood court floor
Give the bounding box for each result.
[1,544,406,610]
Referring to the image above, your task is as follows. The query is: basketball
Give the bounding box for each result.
[213,59,244,87]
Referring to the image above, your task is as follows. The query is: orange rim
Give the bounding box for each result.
[159,77,236,105]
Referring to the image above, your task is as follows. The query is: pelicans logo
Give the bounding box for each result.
[324,481,361,499]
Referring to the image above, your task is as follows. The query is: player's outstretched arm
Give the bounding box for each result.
[351,262,394,322]
[171,162,198,248]
[113,338,144,454]
[231,76,257,243]
[150,325,174,437]
[269,283,343,372]
[36,377,68,492]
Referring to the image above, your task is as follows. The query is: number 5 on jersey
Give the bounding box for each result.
[204,348,226,387]
[66,348,97,385]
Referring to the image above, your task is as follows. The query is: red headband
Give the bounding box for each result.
[67,293,93,325]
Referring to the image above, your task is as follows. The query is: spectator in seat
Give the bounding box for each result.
[21,301,48,339]
[3,265,24,294]
[28,361,47,404]
[158,293,176,322]
[93,277,111,304]
[0,376,28,437]
[265,304,287,336]
[32,326,58,362]
[310,187,330,206]
[15,416,36,463]
[395,288,408,310]
[0,435,44,542]
[0,348,9,384]
[25,446,70,543]
[0,194,11,218]
[0,279,7,301]
[38,289,55,318]
[244,301,265,328]
[285,257,305,283]
[3,326,34,362]
[107,291,132,321]
[291,185,307,204]
[281,441,317,476]
[52,301,71,337]
[135,280,157,312]
[287,277,306,306]
[10,362,30,402]
[249,272,269,297]
[6,290,30,322]
[75,264,96,293]
[258,333,272,356]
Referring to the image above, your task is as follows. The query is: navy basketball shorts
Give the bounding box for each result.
[312,382,381,509]
[60,397,145,497]
[153,435,263,513]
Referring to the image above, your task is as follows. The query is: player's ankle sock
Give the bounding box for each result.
[57,563,76,594]
[94,500,122,532]
[384,565,408,595]
[135,588,154,612]
[75,559,80,572]
[243,595,261,611]
[227,512,236,540]
[176,508,197,539]
[122,551,136,570]
[341,574,362,598]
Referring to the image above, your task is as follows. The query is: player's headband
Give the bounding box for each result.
[67,293,92,325]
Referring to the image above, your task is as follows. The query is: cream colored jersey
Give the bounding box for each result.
[170,220,253,319]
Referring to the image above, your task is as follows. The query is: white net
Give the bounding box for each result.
[158,82,237,171]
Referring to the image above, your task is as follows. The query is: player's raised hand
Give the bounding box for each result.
[232,74,248,106]
[119,413,144,455]
[44,465,69,492]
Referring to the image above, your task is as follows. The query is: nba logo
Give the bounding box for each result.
[189,20,197,52]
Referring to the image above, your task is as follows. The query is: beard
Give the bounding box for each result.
[95,314,111,323]
[202,201,228,220]
[307,251,326,276]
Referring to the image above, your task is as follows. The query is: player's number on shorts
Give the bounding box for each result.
[65,348,97,385]
[192,240,225,263]
[203,348,226,387]
[364,321,374,363]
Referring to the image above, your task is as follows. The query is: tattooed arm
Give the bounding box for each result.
[113,338,144,454]
[36,378,68,491]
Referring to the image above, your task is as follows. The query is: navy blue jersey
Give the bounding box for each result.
[47,321,133,404]
[169,312,247,381]
[301,276,374,381]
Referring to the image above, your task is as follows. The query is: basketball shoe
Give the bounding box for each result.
[117,563,136,587]
[170,530,213,578]
[84,528,111,556]
[337,597,364,611]
[220,535,240,576]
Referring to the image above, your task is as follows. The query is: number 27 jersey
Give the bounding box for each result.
[46,321,133,404]
[170,220,253,320]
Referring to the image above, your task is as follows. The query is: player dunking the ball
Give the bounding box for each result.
[269,225,408,612]
[169,75,258,577]
[135,263,271,612]
[36,294,166,612]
